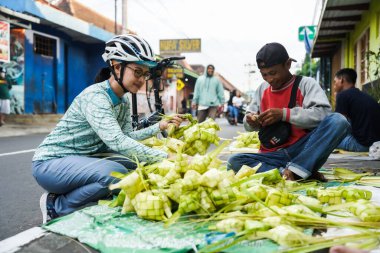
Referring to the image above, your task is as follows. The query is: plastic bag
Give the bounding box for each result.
[369,141,380,159]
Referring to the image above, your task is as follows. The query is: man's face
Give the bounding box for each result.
[259,61,291,89]
[333,76,344,93]
[207,67,214,76]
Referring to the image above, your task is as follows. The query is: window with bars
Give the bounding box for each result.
[34,34,55,57]
[354,43,357,72]
[377,11,380,38]
[355,29,369,86]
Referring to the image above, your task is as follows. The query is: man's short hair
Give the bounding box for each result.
[335,68,357,84]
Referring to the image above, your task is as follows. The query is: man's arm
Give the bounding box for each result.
[217,80,225,105]
[287,77,332,129]
[192,77,201,108]
[335,92,349,118]
[243,85,263,131]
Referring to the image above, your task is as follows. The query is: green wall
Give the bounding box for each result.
[345,0,380,77]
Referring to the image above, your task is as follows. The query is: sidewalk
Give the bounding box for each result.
[0,114,61,138]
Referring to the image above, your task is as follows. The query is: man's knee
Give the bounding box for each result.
[325,113,350,133]
[227,155,243,172]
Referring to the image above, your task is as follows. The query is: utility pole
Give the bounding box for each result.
[114,0,117,34]
[244,63,256,91]
[122,0,127,34]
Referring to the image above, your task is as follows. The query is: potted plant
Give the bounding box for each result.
[365,48,380,103]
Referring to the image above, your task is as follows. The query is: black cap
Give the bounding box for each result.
[256,42,296,69]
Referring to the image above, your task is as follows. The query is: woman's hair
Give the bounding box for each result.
[94,67,111,83]
[228,89,237,106]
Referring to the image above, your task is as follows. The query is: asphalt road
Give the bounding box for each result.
[0,118,243,240]
[0,133,47,240]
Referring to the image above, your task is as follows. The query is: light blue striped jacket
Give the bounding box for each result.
[33,80,167,164]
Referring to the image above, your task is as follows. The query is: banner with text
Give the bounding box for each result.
[160,39,201,54]
[0,21,10,62]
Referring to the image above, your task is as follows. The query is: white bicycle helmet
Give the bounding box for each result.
[102,34,157,68]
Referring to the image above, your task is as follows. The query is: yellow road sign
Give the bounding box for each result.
[177,79,185,91]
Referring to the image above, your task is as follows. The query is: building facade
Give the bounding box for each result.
[0,0,114,114]
[312,0,380,103]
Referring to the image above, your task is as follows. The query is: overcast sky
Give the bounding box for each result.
[77,0,322,91]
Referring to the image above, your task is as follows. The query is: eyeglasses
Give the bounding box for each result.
[125,65,151,81]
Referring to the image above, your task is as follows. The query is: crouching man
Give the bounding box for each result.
[227,42,349,181]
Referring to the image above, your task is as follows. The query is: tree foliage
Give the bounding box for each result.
[296,54,319,78]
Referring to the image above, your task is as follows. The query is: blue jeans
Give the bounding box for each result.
[336,134,369,152]
[227,105,239,119]
[232,106,239,119]
[32,155,136,216]
[227,113,350,179]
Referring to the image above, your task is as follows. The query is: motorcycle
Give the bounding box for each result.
[226,104,246,125]
[133,56,185,136]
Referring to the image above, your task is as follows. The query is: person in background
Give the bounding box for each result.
[181,97,187,114]
[192,64,225,123]
[227,89,237,118]
[231,91,244,125]
[0,67,10,126]
[334,68,380,152]
[32,34,184,224]
[228,42,349,181]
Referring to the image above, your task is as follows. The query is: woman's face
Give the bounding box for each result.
[117,63,150,93]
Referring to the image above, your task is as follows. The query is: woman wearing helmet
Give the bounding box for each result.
[32,34,183,224]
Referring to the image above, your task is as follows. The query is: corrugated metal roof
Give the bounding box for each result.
[0,0,114,43]
[312,0,371,57]
[184,68,199,79]
[326,0,369,6]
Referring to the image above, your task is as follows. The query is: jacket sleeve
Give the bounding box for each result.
[243,84,263,132]
[193,77,201,104]
[285,77,332,129]
[335,92,349,116]
[217,80,225,105]
[119,96,163,141]
[80,92,167,164]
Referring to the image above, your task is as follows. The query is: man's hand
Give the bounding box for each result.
[258,108,283,127]
[192,103,197,110]
[159,115,184,131]
[246,112,261,128]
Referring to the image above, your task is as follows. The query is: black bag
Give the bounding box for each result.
[258,76,302,149]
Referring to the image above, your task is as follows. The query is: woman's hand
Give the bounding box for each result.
[159,115,184,131]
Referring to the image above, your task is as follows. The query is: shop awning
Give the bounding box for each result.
[312,0,370,58]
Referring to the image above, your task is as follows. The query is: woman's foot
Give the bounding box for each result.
[40,192,59,224]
